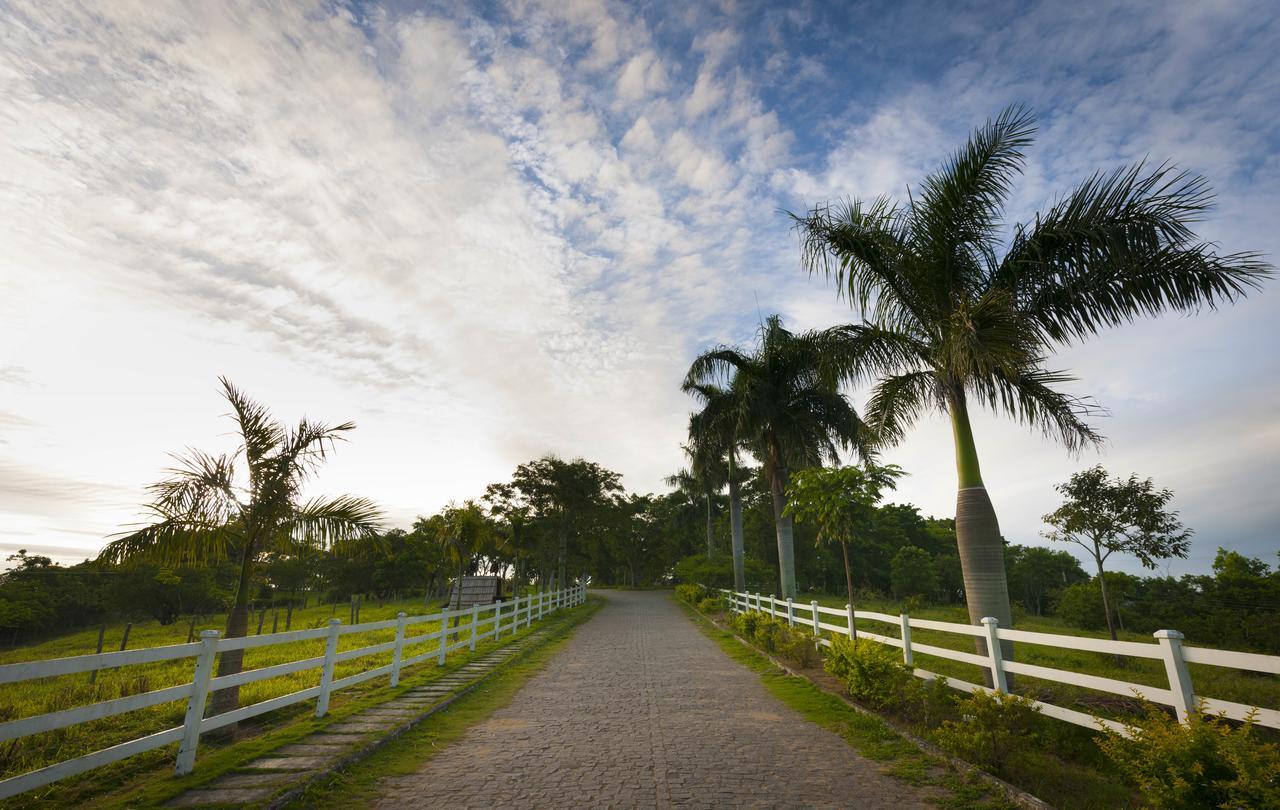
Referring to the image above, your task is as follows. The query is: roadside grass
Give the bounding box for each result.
[678,600,1018,810]
[0,595,547,801]
[800,593,1279,719]
[278,596,602,809]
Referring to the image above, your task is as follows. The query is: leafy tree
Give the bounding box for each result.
[1043,465,1191,640]
[98,378,384,715]
[890,545,938,601]
[436,501,491,607]
[1055,572,1140,632]
[784,463,904,622]
[1004,544,1087,615]
[683,314,872,599]
[792,104,1268,644]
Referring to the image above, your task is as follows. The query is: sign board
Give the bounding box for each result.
[449,575,502,609]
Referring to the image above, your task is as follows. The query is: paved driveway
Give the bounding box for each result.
[373,590,934,809]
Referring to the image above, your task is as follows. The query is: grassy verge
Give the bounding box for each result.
[278,596,603,808]
[1,599,589,809]
[677,599,1017,810]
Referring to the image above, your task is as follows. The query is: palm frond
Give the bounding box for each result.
[997,161,1272,342]
[864,371,944,447]
[99,519,239,567]
[971,366,1107,453]
[288,494,385,553]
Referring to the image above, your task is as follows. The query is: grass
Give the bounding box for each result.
[278,597,602,808]
[0,594,546,801]
[797,592,1279,721]
[677,599,1018,810]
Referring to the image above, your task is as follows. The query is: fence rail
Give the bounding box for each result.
[0,583,586,800]
[723,589,1279,736]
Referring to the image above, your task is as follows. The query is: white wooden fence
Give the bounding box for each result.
[723,589,1280,736]
[0,584,586,800]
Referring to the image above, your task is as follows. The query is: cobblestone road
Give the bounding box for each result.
[373,590,935,808]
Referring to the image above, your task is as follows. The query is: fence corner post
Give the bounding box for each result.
[316,618,342,717]
[469,603,480,651]
[1155,629,1195,723]
[981,617,1007,693]
[175,629,219,775]
[785,597,795,627]
[390,612,407,687]
[899,613,913,666]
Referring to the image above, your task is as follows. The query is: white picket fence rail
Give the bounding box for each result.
[0,583,587,800]
[723,589,1280,736]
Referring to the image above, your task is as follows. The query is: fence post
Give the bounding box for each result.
[513,594,522,630]
[316,618,342,717]
[175,629,219,775]
[845,604,855,640]
[1155,629,1195,723]
[390,612,407,687]
[494,599,503,639]
[786,598,795,627]
[810,600,821,637]
[900,613,913,666]
[437,611,449,665]
[981,617,1007,693]
[469,603,480,652]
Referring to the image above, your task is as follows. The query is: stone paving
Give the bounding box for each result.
[168,631,548,807]
[373,590,936,809]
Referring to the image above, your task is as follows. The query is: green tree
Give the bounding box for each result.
[436,501,490,607]
[1043,465,1192,640]
[683,314,872,599]
[784,463,904,622]
[890,546,939,601]
[98,379,384,715]
[1004,544,1087,615]
[791,105,1268,648]
[684,382,752,591]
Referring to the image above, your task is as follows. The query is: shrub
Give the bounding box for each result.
[675,583,708,605]
[696,595,724,614]
[753,615,788,653]
[1096,703,1280,809]
[824,635,913,709]
[934,690,1040,770]
[780,627,821,669]
[732,609,765,638]
[900,675,956,728]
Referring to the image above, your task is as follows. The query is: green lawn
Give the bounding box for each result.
[794,593,1279,724]
[0,594,522,787]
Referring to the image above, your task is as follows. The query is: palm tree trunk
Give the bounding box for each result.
[949,397,1014,687]
[705,489,714,558]
[557,522,567,594]
[211,539,255,719]
[767,449,796,599]
[728,472,745,593]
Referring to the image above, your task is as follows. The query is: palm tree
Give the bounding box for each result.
[685,382,749,591]
[100,378,384,715]
[684,315,872,599]
[437,501,490,611]
[663,455,721,559]
[791,105,1270,649]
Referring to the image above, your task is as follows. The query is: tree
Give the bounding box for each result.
[890,546,938,601]
[684,382,751,591]
[1043,465,1192,640]
[1004,544,1087,615]
[436,501,490,608]
[683,314,873,599]
[784,463,905,629]
[98,378,384,715]
[791,104,1268,649]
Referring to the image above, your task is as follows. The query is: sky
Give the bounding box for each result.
[1,0,1277,576]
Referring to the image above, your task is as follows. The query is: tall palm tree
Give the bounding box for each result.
[685,382,749,591]
[437,501,490,610]
[100,379,384,715]
[791,105,1270,649]
[663,455,721,559]
[684,315,872,599]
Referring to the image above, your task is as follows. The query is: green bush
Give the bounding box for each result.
[934,689,1040,770]
[752,615,788,653]
[731,609,765,638]
[824,635,913,709]
[1096,703,1280,809]
[780,627,821,669]
[696,595,724,614]
[675,583,708,605]
[900,675,956,728]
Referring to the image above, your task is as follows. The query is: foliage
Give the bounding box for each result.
[889,545,937,600]
[730,609,765,639]
[1097,703,1280,809]
[671,553,772,591]
[824,635,913,709]
[675,583,709,605]
[1055,572,1139,631]
[934,690,1041,770]
[1004,544,1087,615]
[696,596,724,614]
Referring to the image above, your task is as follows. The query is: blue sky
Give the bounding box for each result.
[1,0,1277,576]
